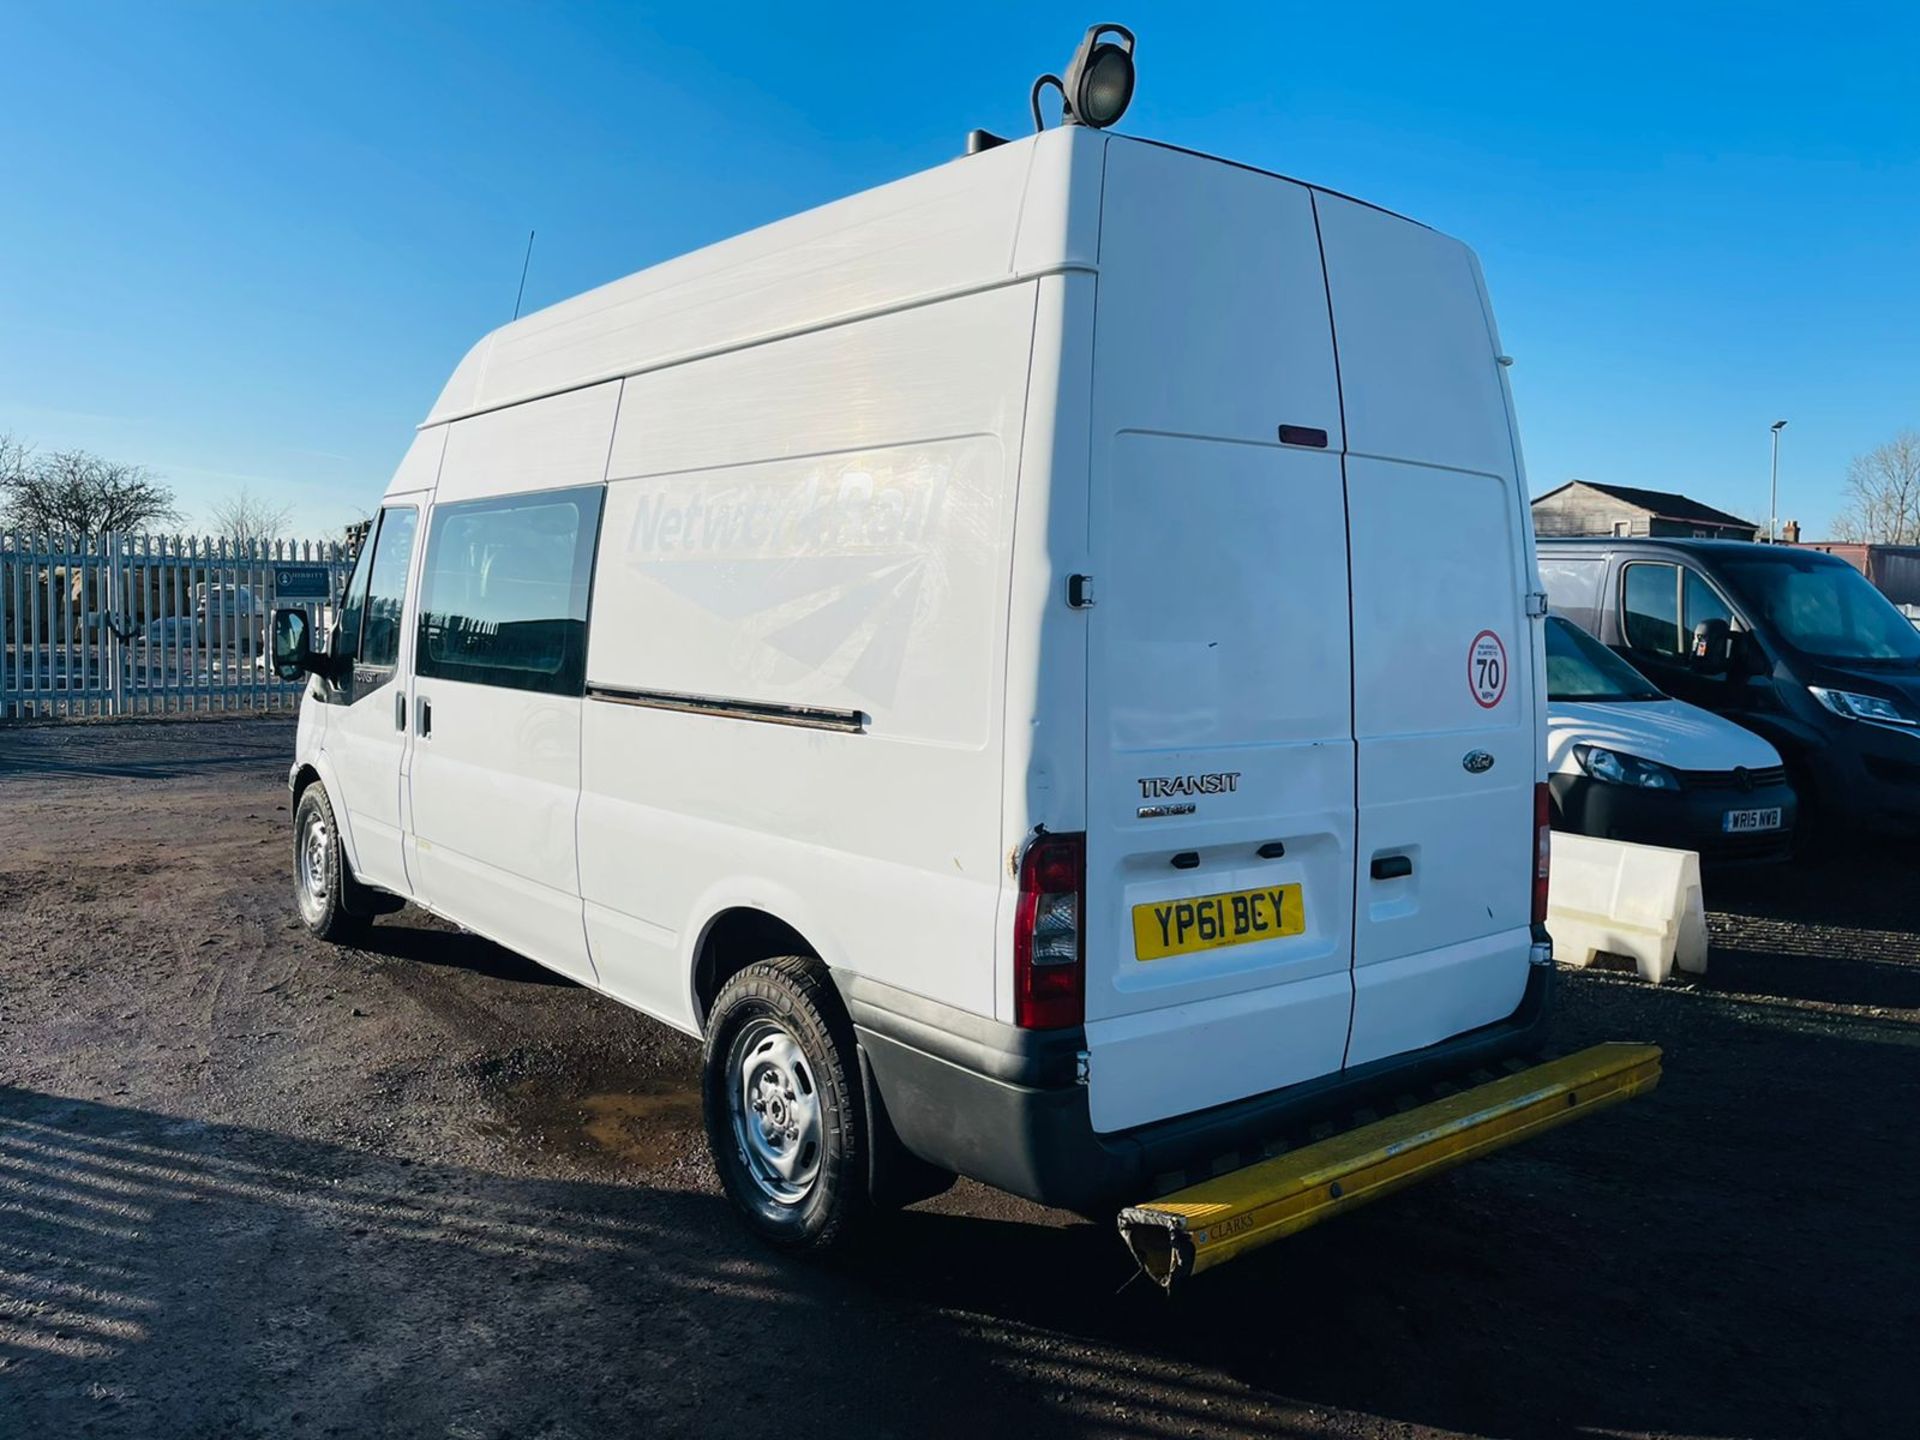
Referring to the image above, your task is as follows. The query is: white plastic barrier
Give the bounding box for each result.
[1547,833,1708,983]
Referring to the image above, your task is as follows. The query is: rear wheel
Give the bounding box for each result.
[293,784,368,943]
[702,957,867,1251]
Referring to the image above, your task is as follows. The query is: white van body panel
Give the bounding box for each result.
[579,281,1037,1026]
[1080,143,1359,1132]
[300,125,1545,1186]
[320,427,443,894]
[423,132,1098,427]
[433,382,621,503]
[1317,193,1539,1070]
[409,677,598,984]
[404,390,618,987]
[996,270,1096,1023]
[1548,699,1782,776]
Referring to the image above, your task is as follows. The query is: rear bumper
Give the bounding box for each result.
[1550,773,1796,863]
[1118,1041,1662,1291]
[840,948,1555,1214]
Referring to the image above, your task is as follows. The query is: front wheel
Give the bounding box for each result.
[702,957,868,1252]
[292,784,368,943]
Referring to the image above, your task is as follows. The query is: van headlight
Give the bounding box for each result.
[1809,687,1915,727]
[1574,744,1682,791]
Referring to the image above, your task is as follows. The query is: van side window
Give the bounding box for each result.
[332,537,373,663]
[359,506,418,672]
[415,486,604,696]
[1622,562,1682,655]
[1682,567,1733,637]
[1538,557,1605,618]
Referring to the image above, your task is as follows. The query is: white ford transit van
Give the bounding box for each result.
[274,118,1645,1275]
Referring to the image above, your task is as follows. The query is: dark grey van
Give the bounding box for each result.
[1537,537,1920,835]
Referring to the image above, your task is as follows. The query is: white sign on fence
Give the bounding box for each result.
[1,532,355,721]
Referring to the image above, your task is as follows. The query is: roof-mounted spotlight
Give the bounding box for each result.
[1031,23,1136,132]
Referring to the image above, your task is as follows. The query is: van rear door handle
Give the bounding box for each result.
[1371,854,1413,880]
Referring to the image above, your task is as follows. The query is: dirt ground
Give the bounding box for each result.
[1,717,1915,1440]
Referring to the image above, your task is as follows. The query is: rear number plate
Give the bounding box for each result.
[1723,807,1782,833]
[1133,884,1305,961]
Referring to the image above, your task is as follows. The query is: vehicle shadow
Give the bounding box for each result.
[0,1087,1101,1440]
[1704,838,1920,1010]
[1702,943,1920,1011]
[349,911,580,988]
[6,991,1909,1440]
[838,967,1916,1440]
[1711,835,1920,933]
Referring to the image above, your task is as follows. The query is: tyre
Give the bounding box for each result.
[292,784,369,944]
[702,956,868,1251]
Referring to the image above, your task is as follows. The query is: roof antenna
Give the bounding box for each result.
[511,229,536,320]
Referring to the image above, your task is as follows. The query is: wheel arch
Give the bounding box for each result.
[290,750,367,880]
[690,905,827,1032]
[290,761,323,804]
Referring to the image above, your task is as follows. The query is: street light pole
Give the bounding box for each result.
[1769,420,1788,542]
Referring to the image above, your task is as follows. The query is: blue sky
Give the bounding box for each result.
[2,1,1915,538]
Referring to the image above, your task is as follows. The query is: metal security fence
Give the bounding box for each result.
[1,532,355,721]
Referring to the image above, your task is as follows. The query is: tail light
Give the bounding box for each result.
[1013,831,1085,1029]
[1532,782,1552,925]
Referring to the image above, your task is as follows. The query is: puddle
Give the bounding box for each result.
[488,1072,706,1173]
[574,1085,705,1168]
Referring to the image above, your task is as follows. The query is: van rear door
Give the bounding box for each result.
[1315,194,1538,1067]
[1080,141,1354,1134]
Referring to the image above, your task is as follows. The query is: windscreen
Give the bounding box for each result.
[1719,554,1920,663]
[1545,615,1664,701]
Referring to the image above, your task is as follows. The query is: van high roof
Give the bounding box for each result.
[426,129,1420,429]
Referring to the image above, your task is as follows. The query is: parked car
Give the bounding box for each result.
[143,614,197,647]
[142,583,268,654]
[1539,537,1920,836]
[266,110,1653,1274]
[196,582,268,652]
[1544,615,1794,860]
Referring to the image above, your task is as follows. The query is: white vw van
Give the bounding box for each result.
[275,121,1570,1256]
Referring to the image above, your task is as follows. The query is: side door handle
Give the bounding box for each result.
[416,696,431,738]
[394,692,407,732]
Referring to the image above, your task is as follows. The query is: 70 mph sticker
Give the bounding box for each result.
[1468,630,1509,708]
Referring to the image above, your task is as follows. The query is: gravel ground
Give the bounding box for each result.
[1,716,1915,1439]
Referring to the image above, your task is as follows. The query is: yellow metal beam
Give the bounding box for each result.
[1117,1042,1662,1292]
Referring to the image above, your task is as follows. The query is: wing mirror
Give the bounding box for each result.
[272,607,322,683]
[1690,618,1731,675]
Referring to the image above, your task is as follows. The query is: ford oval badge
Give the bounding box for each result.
[1462,750,1495,775]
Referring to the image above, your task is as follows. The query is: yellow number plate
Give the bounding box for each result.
[1132,884,1306,962]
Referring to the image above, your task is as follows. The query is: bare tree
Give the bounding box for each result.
[209,486,297,548]
[1830,430,1920,544]
[0,438,182,535]
[0,432,29,489]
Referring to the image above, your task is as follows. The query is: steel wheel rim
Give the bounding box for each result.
[297,808,330,916]
[727,1017,823,1206]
